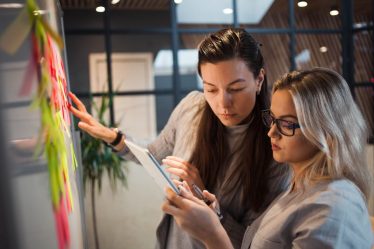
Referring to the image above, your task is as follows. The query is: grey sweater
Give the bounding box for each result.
[241,179,374,249]
[121,91,289,249]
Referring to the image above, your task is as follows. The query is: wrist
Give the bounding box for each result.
[104,128,126,152]
[104,128,118,144]
[109,128,123,147]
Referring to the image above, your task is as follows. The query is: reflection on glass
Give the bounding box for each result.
[154,49,200,91]
[111,34,172,90]
[295,34,341,74]
[177,0,233,25]
[252,34,290,86]
[355,87,374,141]
[239,0,288,28]
[354,31,373,83]
[154,95,174,132]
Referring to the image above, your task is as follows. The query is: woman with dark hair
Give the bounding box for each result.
[69,28,289,249]
[162,68,373,249]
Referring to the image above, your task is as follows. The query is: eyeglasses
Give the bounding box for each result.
[261,109,300,136]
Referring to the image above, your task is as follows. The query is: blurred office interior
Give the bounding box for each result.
[0,0,373,248]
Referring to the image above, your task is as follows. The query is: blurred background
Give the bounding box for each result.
[0,0,373,249]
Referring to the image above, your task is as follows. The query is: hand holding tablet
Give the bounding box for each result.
[125,140,180,195]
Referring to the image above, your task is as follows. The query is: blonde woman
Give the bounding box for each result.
[163,68,373,249]
[69,28,289,249]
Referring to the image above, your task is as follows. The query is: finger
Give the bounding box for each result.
[165,187,185,207]
[69,105,87,120]
[165,156,190,165]
[178,183,196,198]
[161,200,182,217]
[68,92,87,112]
[182,181,192,193]
[178,185,193,198]
[165,167,188,179]
[164,157,199,177]
[202,190,216,202]
[172,179,183,187]
[182,188,206,205]
[162,158,188,170]
[78,121,99,136]
[178,182,206,204]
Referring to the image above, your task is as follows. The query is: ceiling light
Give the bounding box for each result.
[174,0,183,4]
[223,8,233,15]
[96,6,105,12]
[319,46,328,53]
[330,6,339,16]
[111,0,120,4]
[297,1,308,7]
[0,3,24,8]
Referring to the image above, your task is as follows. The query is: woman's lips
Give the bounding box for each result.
[271,143,281,151]
[221,113,235,119]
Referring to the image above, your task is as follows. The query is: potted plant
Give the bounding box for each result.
[80,95,128,249]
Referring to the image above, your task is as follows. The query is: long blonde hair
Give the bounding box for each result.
[273,68,372,200]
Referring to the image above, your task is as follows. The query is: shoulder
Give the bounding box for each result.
[303,179,367,216]
[292,179,373,247]
[172,90,205,118]
[179,90,205,107]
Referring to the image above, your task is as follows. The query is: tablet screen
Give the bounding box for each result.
[125,140,180,194]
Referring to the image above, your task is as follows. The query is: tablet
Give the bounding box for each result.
[125,140,180,195]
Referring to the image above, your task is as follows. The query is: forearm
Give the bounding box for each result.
[100,127,117,144]
[220,212,248,249]
[203,225,234,249]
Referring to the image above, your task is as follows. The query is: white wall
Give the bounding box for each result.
[84,163,164,249]
[87,53,164,249]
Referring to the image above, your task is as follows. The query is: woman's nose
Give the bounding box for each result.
[267,122,280,138]
[220,91,232,108]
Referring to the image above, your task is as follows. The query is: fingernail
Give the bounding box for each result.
[178,185,187,194]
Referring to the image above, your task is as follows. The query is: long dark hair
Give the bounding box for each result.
[190,28,273,212]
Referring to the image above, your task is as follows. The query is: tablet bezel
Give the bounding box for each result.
[125,140,180,194]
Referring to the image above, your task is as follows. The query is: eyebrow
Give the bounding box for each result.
[203,78,246,87]
[269,110,298,120]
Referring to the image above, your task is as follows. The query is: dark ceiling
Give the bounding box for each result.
[59,0,170,10]
[59,0,373,18]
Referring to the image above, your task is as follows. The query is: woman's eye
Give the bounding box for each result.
[280,121,294,130]
[229,88,244,92]
[205,89,217,93]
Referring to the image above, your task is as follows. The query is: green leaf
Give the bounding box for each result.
[80,95,128,195]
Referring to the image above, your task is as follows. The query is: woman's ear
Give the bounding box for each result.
[256,68,265,93]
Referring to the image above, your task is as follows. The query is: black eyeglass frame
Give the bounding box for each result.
[261,109,301,136]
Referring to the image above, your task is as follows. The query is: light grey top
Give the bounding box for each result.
[241,179,374,249]
[120,91,290,249]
